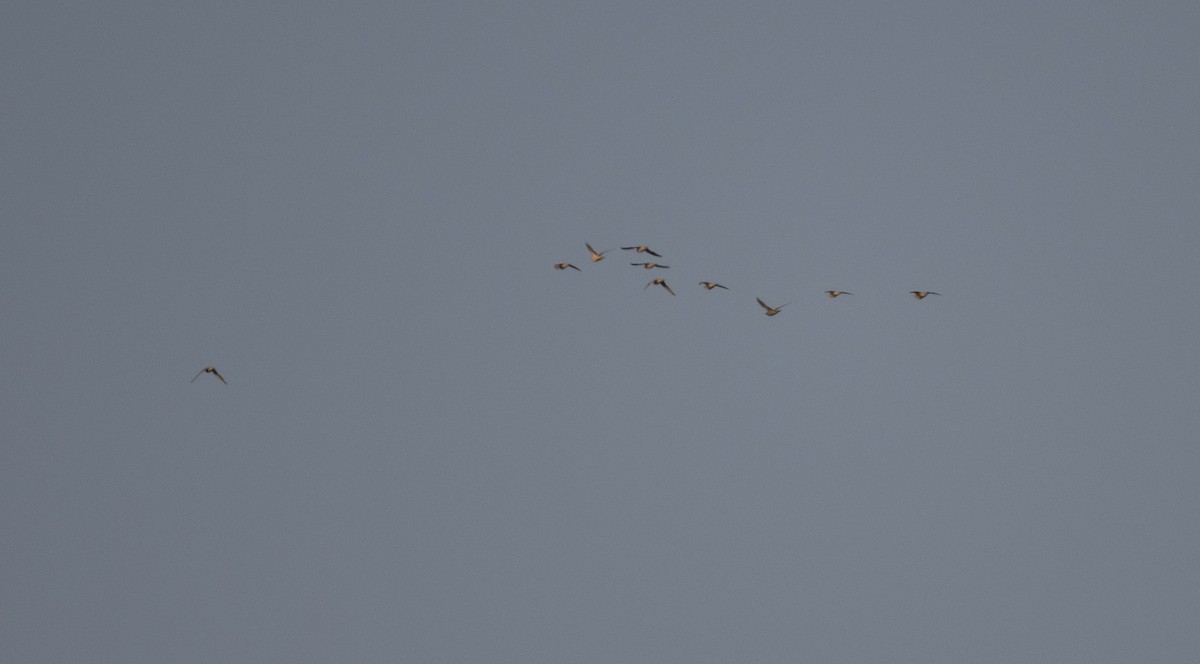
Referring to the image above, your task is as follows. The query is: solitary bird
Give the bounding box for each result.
[825,290,853,297]
[621,245,662,258]
[586,243,610,262]
[631,262,669,269]
[645,278,675,295]
[699,282,729,290]
[191,366,227,384]
[554,262,581,271]
[910,291,941,299]
[756,298,789,316]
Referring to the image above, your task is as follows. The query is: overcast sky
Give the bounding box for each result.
[3,2,1199,662]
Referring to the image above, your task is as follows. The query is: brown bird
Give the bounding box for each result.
[699,281,729,290]
[756,298,789,316]
[554,263,581,271]
[585,243,611,262]
[621,245,662,258]
[631,262,669,269]
[191,366,227,384]
[645,278,675,295]
[910,291,941,299]
[825,290,853,297]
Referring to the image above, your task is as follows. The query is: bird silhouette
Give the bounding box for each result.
[631,262,669,269]
[586,243,611,262]
[825,290,853,297]
[756,298,789,316]
[699,282,730,290]
[910,291,941,299]
[191,366,227,384]
[554,263,581,271]
[645,278,675,295]
[621,246,662,257]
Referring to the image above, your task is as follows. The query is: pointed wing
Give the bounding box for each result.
[191,369,206,382]
[756,298,770,311]
[212,369,227,384]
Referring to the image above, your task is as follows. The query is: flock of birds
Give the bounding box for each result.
[553,242,941,318]
[190,242,939,385]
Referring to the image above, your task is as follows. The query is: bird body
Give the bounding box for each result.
[621,246,662,258]
[756,298,789,316]
[699,282,729,290]
[586,243,610,262]
[645,278,675,295]
[555,263,581,271]
[191,366,227,384]
[910,291,941,299]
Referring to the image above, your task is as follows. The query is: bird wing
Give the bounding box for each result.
[191,369,206,382]
[756,298,770,311]
[645,249,662,257]
[212,369,227,384]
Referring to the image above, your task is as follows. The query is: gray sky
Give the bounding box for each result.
[4,1,1199,661]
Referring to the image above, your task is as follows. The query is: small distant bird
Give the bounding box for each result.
[645,278,675,295]
[699,282,729,290]
[756,298,789,316]
[910,291,941,299]
[631,262,669,269]
[585,243,611,262]
[554,263,581,271]
[825,290,853,297]
[191,366,227,384]
[621,245,662,258]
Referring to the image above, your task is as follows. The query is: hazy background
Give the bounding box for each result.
[3,2,1198,661]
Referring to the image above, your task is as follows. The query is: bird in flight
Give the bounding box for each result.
[825,290,853,297]
[621,246,663,258]
[631,262,669,269]
[554,262,581,271]
[910,291,941,299]
[586,243,611,262]
[191,366,227,384]
[756,298,789,316]
[699,281,729,290]
[645,278,675,295]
